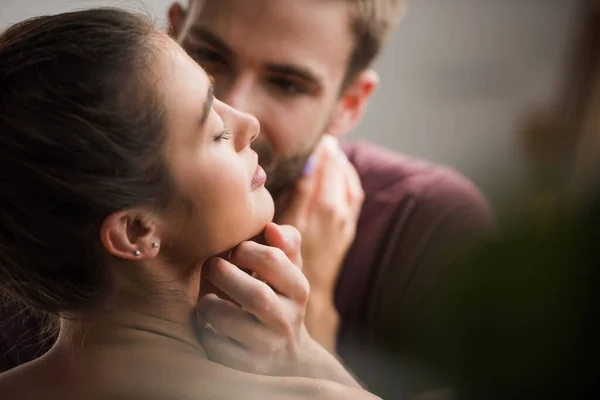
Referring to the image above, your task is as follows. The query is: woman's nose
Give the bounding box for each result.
[215,99,260,152]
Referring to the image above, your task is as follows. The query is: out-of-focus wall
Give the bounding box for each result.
[0,0,580,211]
[364,0,580,212]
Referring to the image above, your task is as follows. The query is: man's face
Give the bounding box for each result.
[172,0,354,198]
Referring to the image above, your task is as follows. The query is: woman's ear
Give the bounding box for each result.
[100,211,162,261]
[327,69,380,139]
[167,2,187,40]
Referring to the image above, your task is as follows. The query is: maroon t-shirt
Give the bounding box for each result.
[1,141,493,395]
[336,141,494,396]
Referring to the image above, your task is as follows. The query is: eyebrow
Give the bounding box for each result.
[189,26,324,86]
[190,26,233,59]
[200,81,215,127]
[265,64,323,87]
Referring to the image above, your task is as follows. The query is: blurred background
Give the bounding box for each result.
[0,0,582,217]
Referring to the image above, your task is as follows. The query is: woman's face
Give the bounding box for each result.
[156,36,274,261]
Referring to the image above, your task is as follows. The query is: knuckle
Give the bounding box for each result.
[282,322,295,339]
[249,284,275,314]
[318,199,339,218]
[355,187,366,203]
[263,247,287,265]
[295,275,311,305]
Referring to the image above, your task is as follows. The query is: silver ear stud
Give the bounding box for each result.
[152,242,160,249]
[134,250,141,256]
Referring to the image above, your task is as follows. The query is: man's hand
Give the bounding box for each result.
[276,135,364,352]
[197,223,361,388]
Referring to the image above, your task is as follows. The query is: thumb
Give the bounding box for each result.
[276,156,317,230]
[264,222,302,269]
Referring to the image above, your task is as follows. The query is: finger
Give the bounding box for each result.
[315,136,348,215]
[263,223,302,270]
[197,294,278,352]
[277,135,332,229]
[276,157,318,230]
[204,257,290,332]
[343,162,365,217]
[230,241,309,303]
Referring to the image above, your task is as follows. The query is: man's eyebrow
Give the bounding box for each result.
[265,64,323,86]
[190,26,233,59]
[189,26,323,87]
[200,80,215,127]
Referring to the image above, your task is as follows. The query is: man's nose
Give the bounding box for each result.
[216,73,254,115]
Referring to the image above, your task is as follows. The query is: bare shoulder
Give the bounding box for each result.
[228,374,382,400]
[0,370,21,399]
[0,361,64,400]
[0,349,380,400]
[305,380,382,400]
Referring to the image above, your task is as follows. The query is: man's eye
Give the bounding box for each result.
[268,77,307,95]
[190,49,226,65]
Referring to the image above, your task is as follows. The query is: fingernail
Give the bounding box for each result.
[283,231,293,247]
[321,135,338,151]
[302,156,316,176]
[336,146,348,163]
[320,135,343,159]
[204,257,219,268]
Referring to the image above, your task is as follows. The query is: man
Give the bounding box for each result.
[167,0,493,397]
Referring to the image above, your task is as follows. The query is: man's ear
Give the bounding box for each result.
[100,210,162,261]
[327,69,379,139]
[167,2,187,40]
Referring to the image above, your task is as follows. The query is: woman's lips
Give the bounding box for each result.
[251,164,267,188]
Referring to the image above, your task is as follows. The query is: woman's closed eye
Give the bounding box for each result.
[214,129,231,143]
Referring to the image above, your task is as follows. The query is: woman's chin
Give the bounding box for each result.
[256,186,275,224]
[215,192,275,256]
[235,191,275,247]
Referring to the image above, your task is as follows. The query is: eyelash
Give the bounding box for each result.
[214,129,232,142]
[268,77,308,96]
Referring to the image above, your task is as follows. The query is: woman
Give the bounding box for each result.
[0,8,377,399]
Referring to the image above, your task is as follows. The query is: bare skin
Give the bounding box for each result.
[0,311,378,400]
[0,30,379,400]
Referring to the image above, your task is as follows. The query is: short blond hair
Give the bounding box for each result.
[344,0,405,87]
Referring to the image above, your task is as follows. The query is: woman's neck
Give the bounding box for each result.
[54,264,207,359]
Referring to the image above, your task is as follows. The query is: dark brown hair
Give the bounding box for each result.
[0,8,171,314]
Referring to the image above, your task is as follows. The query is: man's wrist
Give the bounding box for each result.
[305,290,340,353]
[306,288,338,321]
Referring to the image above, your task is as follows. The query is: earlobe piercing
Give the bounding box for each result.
[134,250,141,256]
[152,242,159,249]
